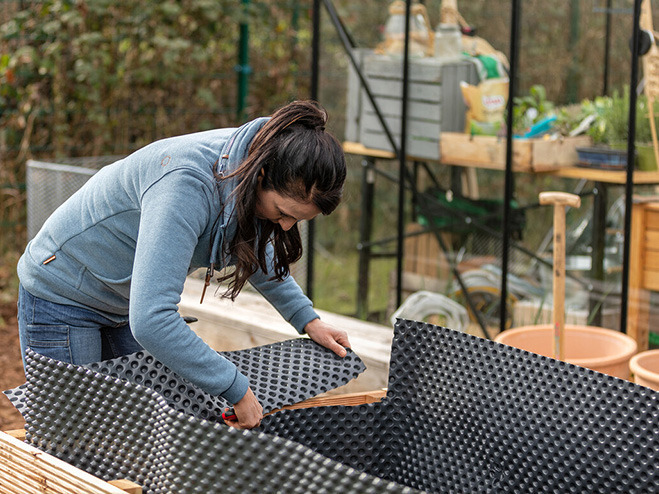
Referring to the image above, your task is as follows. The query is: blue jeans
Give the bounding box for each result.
[17,284,143,374]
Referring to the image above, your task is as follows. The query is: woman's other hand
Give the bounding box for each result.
[304,318,351,358]
[224,387,263,429]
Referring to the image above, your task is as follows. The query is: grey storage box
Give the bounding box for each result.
[346,49,479,161]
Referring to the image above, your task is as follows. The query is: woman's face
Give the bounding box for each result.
[255,182,321,231]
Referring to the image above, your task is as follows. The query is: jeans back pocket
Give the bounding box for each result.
[26,324,72,363]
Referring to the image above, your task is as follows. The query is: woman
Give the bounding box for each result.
[17,100,350,429]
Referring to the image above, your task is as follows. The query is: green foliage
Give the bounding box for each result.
[0,0,311,161]
[585,87,657,145]
[0,0,312,267]
[513,84,555,133]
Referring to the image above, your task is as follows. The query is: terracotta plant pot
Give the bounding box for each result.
[629,349,659,390]
[495,324,637,380]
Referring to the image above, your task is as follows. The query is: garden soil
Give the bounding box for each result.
[0,300,26,431]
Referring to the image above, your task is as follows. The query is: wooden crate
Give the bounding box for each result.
[628,199,659,351]
[439,132,592,172]
[346,49,479,161]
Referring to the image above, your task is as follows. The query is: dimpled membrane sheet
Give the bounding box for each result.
[21,349,415,493]
[87,338,365,420]
[261,319,659,493]
[6,338,365,423]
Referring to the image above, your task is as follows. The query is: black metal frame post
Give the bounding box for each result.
[396,0,413,309]
[357,157,376,319]
[306,0,321,300]
[589,184,608,326]
[603,0,612,96]
[500,0,521,333]
[620,0,643,334]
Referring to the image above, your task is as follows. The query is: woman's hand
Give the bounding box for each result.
[224,387,263,429]
[304,318,351,357]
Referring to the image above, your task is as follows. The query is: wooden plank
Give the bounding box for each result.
[643,269,659,291]
[440,132,534,172]
[440,133,591,172]
[645,230,659,246]
[108,480,142,494]
[645,250,659,270]
[550,166,659,184]
[0,432,128,494]
[343,141,396,159]
[645,208,659,230]
[628,203,650,350]
[6,429,26,441]
[271,389,387,414]
[530,135,591,171]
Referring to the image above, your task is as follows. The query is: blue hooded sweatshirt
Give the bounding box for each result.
[17,117,319,404]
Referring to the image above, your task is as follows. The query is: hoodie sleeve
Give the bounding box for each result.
[129,168,249,404]
[248,242,319,334]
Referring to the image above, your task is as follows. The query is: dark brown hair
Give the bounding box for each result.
[216,100,346,300]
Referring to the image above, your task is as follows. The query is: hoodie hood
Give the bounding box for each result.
[210,116,269,266]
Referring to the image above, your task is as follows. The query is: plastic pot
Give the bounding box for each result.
[629,349,659,390]
[635,143,658,171]
[495,324,637,379]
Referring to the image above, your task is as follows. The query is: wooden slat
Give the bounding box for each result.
[550,166,659,185]
[643,269,659,291]
[0,432,130,494]
[645,250,659,270]
[5,429,26,441]
[271,389,387,414]
[530,136,591,171]
[108,480,142,494]
[628,202,651,351]
[439,132,534,172]
[343,141,396,160]
[645,209,659,230]
[645,230,659,247]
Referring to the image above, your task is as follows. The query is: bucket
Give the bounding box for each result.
[629,349,659,390]
[495,324,637,379]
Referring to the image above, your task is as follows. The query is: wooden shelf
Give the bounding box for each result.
[547,166,659,185]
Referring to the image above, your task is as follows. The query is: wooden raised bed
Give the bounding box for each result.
[0,390,386,493]
[0,431,142,493]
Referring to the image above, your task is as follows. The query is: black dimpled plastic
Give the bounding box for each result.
[3,383,26,416]
[7,338,365,423]
[261,319,659,493]
[13,320,658,493]
[22,349,415,493]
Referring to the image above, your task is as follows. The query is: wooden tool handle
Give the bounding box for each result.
[539,191,581,208]
[540,191,581,360]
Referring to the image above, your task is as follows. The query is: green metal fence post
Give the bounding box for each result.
[236,0,251,121]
